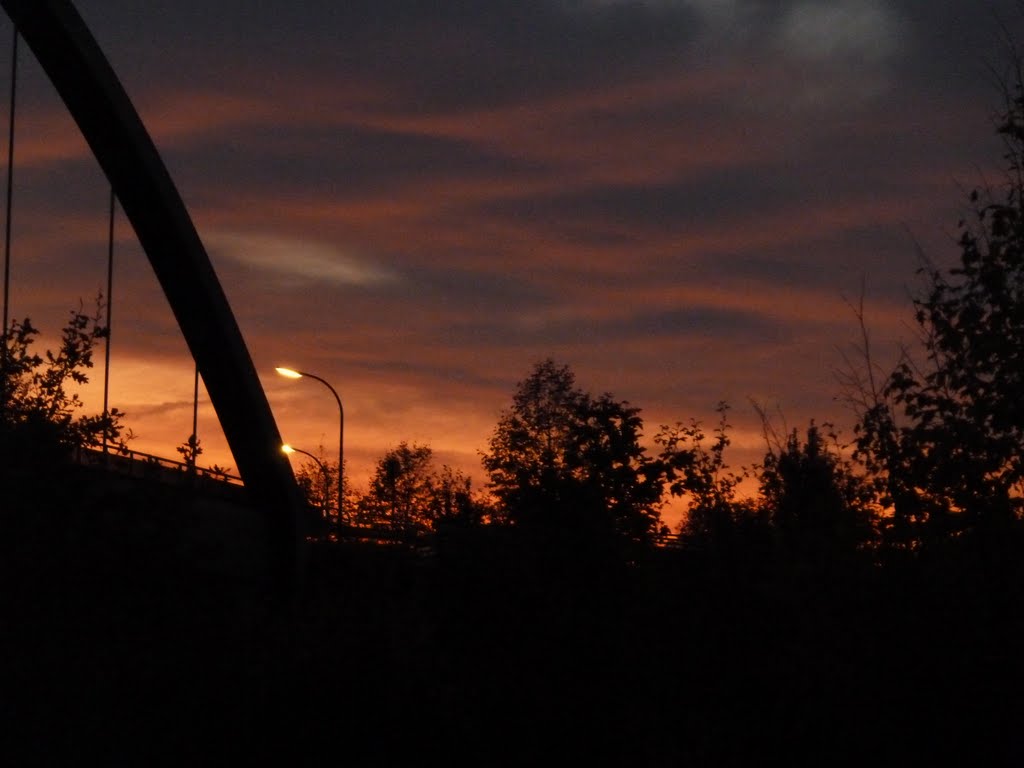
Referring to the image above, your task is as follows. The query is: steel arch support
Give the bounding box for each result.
[1,0,304,590]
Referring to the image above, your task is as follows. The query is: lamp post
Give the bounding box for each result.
[281,443,332,520]
[275,366,344,524]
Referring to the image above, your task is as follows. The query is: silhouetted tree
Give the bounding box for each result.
[854,62,1024,544]
[656,402,761,544]
[287,444,349,526]
[1,301,127,470]
[355,442,485,535]
[482,359,663,545]
[430,463,489,529]
[358,442,433,534]
[176,433,203,472]
[758,419,876,561]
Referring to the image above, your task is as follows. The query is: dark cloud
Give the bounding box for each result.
[165,123,544,206]
[437,301,792,351]
[612,305,793,344]
[894,0,1023,85]
[391,263,553,307]
[79,0,702,109]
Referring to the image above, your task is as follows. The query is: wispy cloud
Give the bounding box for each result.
[204,231,398,286]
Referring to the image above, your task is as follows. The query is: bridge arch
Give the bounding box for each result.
[1,0,303,579]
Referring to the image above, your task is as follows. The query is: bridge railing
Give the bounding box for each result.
[75,443,244,487]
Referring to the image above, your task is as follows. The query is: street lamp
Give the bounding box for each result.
[275,366,344,524]
[281,443,332,520]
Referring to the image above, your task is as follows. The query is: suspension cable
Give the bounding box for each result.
[2,28,17,385]
[102,186,114,454]
[192,364,199,446]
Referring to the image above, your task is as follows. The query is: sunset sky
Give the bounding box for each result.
[3,1,1021,526]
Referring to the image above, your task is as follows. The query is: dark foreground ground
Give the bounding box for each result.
[3,469,1023,765]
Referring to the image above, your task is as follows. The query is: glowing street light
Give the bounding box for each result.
[275,366,344,523]
[282,442,323,465]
